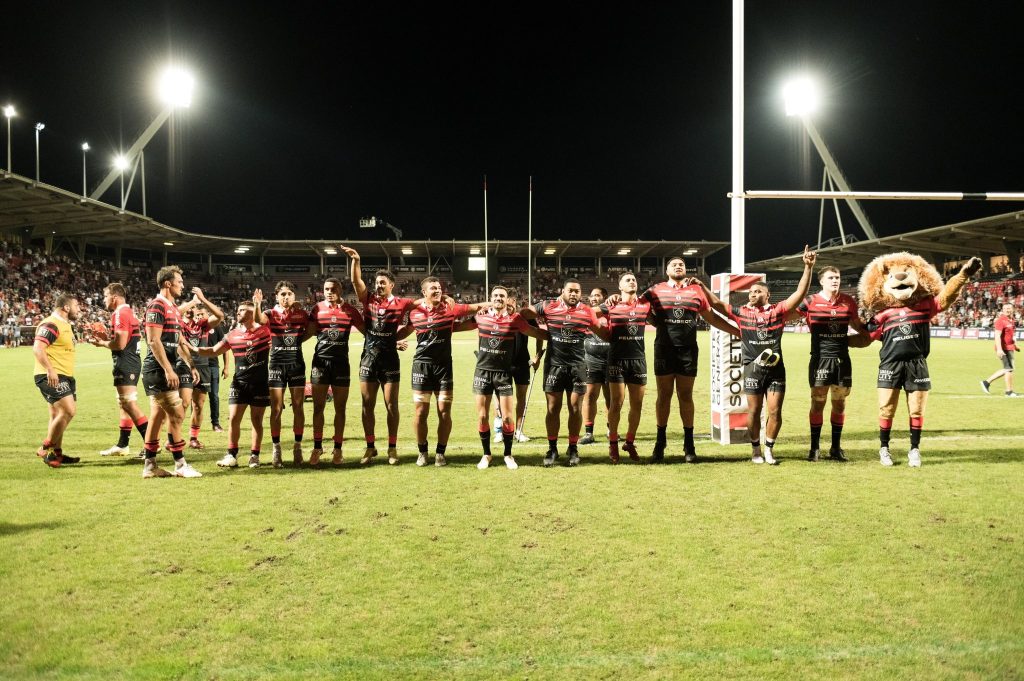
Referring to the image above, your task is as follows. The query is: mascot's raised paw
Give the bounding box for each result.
[963,257,983,277]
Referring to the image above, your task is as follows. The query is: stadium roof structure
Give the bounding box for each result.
[0,173,727,262]
[746,210,1024,272]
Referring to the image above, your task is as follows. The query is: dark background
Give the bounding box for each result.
[3,1,1022,261]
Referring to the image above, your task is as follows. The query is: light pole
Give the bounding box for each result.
[3,104,15,173]
[782,76,877,242]
[114,154,129,210]
[34,122,45,182]
[81,142,90,197]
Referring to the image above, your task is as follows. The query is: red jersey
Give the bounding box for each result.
[110,303,141,361]
[728,301,789,365]
[601,298,652,362]
[408,301,471,363]
[640,281,709,349]
[994,314,1018,352]
[266,304,310,366]
[309,301,363,362]
[530,298,597,366]
[142,294,183,371]
[796,292,859,358]
[471,309,532,371]
[182,317,211,367]
[227,324,272,385]
[361,294,416,353]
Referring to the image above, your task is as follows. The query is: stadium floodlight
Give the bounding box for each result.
[158,67,195,109]
[470,247,481,255]
[80,142,90,197]
[684,248,698,256]
[113,154,130,210]
[782,76,819,117]
[324,248,337,255]
[4,104,15,172]
[163,242,174,246]
[543,248,555,255]
[34,123,45,182]
[617,248,631,255]
[401,247,413,255]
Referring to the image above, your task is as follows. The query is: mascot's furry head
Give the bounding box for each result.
[858,252,945,313]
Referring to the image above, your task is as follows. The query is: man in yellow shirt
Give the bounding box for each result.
[33,293,81,468]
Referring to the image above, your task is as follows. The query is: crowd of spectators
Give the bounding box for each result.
[935,276,1023,328]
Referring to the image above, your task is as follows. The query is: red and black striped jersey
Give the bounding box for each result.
[868,297,941,362]
[471,309,532,371]
[182,317,211,367]
[110,303,141,361]
[143,295,183,370]
[530,298,596,366]
[728,301,789,365]
[362,294,416,352]
[309,301,362,362]
[227,324,272,384]
[797,292,858,358]
[600,298,652,362]
[266,304,310,366]
[640,281,709,349]
[584,317,610,365]
[408,301,471,364]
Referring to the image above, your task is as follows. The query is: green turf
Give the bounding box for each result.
[2,332,1022,679]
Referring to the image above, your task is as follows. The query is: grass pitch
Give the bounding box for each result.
[1,332,1022,679]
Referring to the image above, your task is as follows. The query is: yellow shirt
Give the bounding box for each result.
[33,314,76,376]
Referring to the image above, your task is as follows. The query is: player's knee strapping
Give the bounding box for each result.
[117,391,139,408]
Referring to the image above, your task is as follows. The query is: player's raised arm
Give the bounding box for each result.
[193,287,225,328]
[782,245,817,312]
[700,308,741,337]
[692,278,731,317]
[340,246,368,303]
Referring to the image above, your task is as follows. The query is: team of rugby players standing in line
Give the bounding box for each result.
[32,242,971,474]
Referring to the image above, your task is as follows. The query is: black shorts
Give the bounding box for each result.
[359,350,401,384]
[192,365,212,393]
[35,374,76,404]
[585,362,608,385]
[1001,351,1016,372]
[808,356,853,388]
[607,359,648,386]
[654,344,699,377]
[472,368,514,396]
[142,368,175,397]
[877,358,931,391]
[112,356,141,387]
[229,380,271,407]
[743,362,786,395]
[174,360,194,390]
[543,363,586,395]
[510,364,531,386]
[310,355,351,387]
[411,361,454,393]
[269,362,306,389]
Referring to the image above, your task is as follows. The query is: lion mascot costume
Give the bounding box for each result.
[856,252,981,467]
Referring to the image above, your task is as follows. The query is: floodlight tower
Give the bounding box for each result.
[90,66,194,201]
[80,142,90,197]
[783,76,877,244]
[3,104,15,173]
[34,122,45,181]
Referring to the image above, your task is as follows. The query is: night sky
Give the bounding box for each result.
[3,1,1022,263]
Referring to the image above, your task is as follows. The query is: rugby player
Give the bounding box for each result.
[600,272,652,463]
[199,297,272,468]
[579,287,610,446]
[140,265,202,478]
[462,285,548,469]
[792,266,869,461]
[491,287,543,444]
[257,280,311,467]
[306,277,364,466]
[179,289,224,451]
[33,293,82,467]
[640,257,741,463]
[705,246,816,465]
[398,276,488,466]
[343,246,416,465]
[88,283,149,457]
[520,278,606,467]
[981,303,1021,397]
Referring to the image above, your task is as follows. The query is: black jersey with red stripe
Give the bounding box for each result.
[227,324,272,384]
[584,317,610,365]
[362,294,416,352]
[797,292,858,358]
[142,295,183,370]
[530,298,596,366]
[728,301,789,365]
[309,301,362,362]
[110,303,141,362]
[601,298,651,362]
[266,304,310,366]
[868,297,942,362]
[182,318,211,367]
[472,309,531,371]
[408,301,471,363]
[641,281,709,349]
